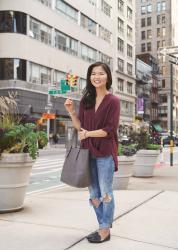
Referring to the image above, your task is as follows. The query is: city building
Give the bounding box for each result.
[114,0,136,132]
[135,0,178,131]
[0,0,136,138]
[136,55,161,133]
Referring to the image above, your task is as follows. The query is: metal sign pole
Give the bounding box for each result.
[170,62,173,166]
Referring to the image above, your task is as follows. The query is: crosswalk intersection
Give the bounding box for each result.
[27,156,65,194]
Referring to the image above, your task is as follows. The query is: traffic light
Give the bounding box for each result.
[66,73,78,87]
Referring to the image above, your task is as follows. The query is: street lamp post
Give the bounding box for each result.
[159,47,178,166]
[169,54,178,166]
[170,61,173,166]
[45,91,53,148]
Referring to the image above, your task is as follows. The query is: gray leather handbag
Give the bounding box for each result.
[60,130,91,188]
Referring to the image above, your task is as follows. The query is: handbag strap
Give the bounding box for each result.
[69,128,81,148]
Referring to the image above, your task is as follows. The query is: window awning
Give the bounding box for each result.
[152,124,162,132]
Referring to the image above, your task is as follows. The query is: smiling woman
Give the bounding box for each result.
[64,62,120,243]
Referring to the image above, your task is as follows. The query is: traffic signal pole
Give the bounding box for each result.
[170,62,173,166]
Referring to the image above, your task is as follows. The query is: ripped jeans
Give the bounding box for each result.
[89,155,115,229]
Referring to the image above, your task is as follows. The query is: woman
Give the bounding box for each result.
[64,62,120,243]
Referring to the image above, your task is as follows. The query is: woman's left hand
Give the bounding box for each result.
[78,128,88,140]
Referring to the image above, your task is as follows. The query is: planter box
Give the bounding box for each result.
[113,156,135,190]
[0,153,35,213]
[133,150,160,177]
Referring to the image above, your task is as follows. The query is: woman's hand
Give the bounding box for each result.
[78,128,88,140]
[64,98,74,113]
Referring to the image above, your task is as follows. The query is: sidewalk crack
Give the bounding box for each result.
[112,235,177,250]
[114,190,164,221]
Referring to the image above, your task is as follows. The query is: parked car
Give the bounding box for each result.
[119,135,130,145]
[162,135,178,146]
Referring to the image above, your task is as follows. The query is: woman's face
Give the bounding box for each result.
[90,66,108,89]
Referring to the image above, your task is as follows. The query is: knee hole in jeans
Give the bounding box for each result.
[90,198,101,208]
[102,193,112,203]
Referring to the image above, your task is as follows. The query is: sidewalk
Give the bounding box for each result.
[0,165,178,250]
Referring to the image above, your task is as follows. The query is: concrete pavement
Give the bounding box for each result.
[0,165,178,250]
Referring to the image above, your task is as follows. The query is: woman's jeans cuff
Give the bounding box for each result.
[99,223,112,229]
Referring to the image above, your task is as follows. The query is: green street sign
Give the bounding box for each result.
[61,80,70,92]
[48,80,71,95]
[48,89,67,95]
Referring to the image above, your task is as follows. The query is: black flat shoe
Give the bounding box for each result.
[86,231,99,240]
[88,233,110,243]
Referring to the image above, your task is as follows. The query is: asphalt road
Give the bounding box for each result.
[26,146,66,194]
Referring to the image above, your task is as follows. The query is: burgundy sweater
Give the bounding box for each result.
[78,93,120,171]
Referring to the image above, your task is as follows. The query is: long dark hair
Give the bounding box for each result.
[82,62,112,109]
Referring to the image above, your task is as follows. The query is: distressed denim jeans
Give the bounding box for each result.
[88,155,115,229]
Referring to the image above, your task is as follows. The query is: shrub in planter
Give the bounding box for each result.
[113,144,136,190]
[130,127,160,177]
[0,92,48,212]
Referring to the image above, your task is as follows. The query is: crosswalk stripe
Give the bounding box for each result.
[33,162,64,168]
[31,168,61,176]
[34,158,64,165]
[33,165,63,171]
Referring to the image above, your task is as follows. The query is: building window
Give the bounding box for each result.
[118,18,124,34]
[55,30,78,56]
[127,63,132,75]
[162,27,166,37]
[81,43,97,62]
[157,28,161,37]
[147,42,151,51]
[127,82,132,94]
[29,62,51,85]
[141,18,145,27]
[101,0,112,17]
[157,41,161,49]
[0,58,26,80]
[141,43,146,52]
[127,44,133,57]
[118,58,124,72]
[38,0,52,7]
[78,78,87,90]
[162,79,165,88]
[99,25,112,43]
[157,15,160,24]
[141,6,146,14]
[0,11,26,34]
[147,17,151,26]
[162,15,166,24]
[54,70,66,83]
[162,1,166,11]
[88,0,96,6]
[147,4,152,13]
[127,25,132,40]
[118,38,124,52]
[118,0,124,13]
[162,66,166,75]
[141,31,146,39]
[157,2,161,12]
[99,52,112,68]
[127,7,132,20]
[120,100,133,116]
[147,30,152,39]
[117,78,124,92]
[29,17,52,45]
[56,0,78,23]
[81,14,97,35]
[162,40,165,47]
